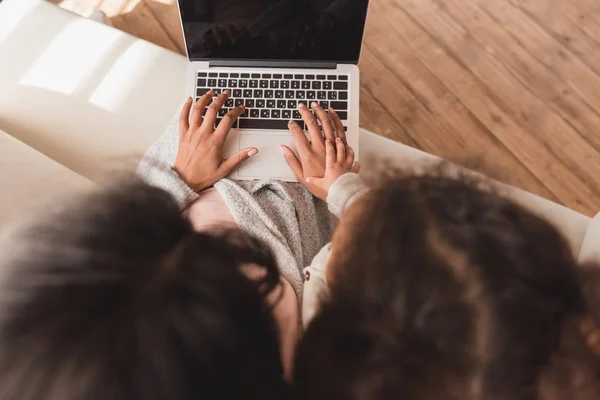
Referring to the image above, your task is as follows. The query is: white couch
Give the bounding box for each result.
[1,0,598,264]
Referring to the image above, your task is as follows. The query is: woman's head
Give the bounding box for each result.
[296,170,600,400]
[0,180,288,400]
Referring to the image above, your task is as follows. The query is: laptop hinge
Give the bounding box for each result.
[208,60,337,69]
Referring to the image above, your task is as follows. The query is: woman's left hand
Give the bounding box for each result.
[174,91,258,192]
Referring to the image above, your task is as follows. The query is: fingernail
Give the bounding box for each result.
[305,177,311,183]
[187,97,193,103]
[325,139,332,145]
[248,148,258,157]
[279,145,287,155]
[298,103,306,109]
[224,90,230,94]
[329,107,336,113]
[311,102,318,108]
[288,120,295,126]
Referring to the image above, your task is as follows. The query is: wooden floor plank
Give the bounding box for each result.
[381,0,599,215]
[476,0,600,153]
[363,6,556,201]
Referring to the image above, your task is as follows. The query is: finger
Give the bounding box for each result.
[329,108,347,145]
[219,147,258,176]
[189,90,213,129]
[311,102,335,142]
[203,90,230,130]
[352,161,361,174]
[288,120,310,153]
[345,145,356,169]
[325,139,336,170]
[298,103,323,147]
[214,105,245,143]
[179,97,193,139]
[334,138,345,164]
[280,145,304,181]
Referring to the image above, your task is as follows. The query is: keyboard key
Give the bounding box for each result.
[243,89,253,97]
[306,74,315,79]
[250,109,260,118]
[202,107,208,116]
[298,100,308,107]
[245,99,255,107]
[239,80,248,88]
[241,73,250,78]
[272,110,281,118]
[293,110,302,119]
[254,89,263,98]
[261,109,270,118]
[218,108,228,116]
[233,89,242,97]
[334,82,348,90]
[262,73,272,79]
[317,74,326,79]
[339,75,348,80]
[328,91,337,100]
[307,91,316,99]
[260,80,269,88]
[228,80,238,87]
[294,74,304,79]
[265,90,274,98]
[257,99,266,108]
[336,111,348,120]
[198,72,208,77]
[235,99,244,107]
[319,101,329,109]
[302,81,311,89]
[281,80,290,89]
[275,90,284,98]
[219,72,229,77]
[323,82,332,90]
[251,73,261,78]
[218,79,227,86]
[284,74,293,79]
[241,109,249,117]
[317,91,327,99]
[277,100,286,108]
[208,79,217,86]
[288,100,297,109]
[285,90,294,99]
[250,80,259,88]
[197,88,210,97]
[238,119,290,130]
[267,100,276,108]
[330,101,348,110]
[198,78,207,87]
[213,89,221,96]
[230,73,239,78]
[273,74,283,79]
[327,75,337,80]
[312,81,321,89]
[270,80,279,89]
[225,99,234,107]
[282,110,292,119]
[296,91,306,99]
[291,81,300,89]
[339,91,348,100]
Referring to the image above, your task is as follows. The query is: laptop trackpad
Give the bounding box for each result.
[238,134,296,180]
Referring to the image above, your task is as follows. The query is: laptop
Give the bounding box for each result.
[177,0,370,180]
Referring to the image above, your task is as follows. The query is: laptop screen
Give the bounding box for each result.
[178,0,370,63]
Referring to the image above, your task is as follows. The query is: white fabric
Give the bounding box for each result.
[327,173,370,218]
[579,213,600,265]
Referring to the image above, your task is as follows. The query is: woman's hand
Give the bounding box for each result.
[281,102,359,201]
[174,91,258,192]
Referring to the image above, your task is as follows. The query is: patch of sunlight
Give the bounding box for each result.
[0,0,39,47]
[89,41,162,113]
[150,0,177,5]
[20,19,123,95]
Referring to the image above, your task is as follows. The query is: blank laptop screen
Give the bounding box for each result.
[178,0,370,63]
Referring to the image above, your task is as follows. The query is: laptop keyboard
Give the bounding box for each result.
[196,72,349,131]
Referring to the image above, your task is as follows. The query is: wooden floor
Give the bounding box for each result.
[60,0,600,216]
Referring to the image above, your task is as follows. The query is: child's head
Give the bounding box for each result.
[0,180,288,400]
[295,171,600,400]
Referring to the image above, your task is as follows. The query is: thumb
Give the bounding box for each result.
[219,147,258,175]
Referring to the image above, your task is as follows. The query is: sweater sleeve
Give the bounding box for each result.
[326,173,370,218]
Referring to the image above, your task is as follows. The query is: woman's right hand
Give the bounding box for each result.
[280,102,359,201]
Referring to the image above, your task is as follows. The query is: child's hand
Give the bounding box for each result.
[174,91,258,192]
[281,102,359,201]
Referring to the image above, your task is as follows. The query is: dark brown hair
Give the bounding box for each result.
[0,179,288,400]
[295,171,600,400]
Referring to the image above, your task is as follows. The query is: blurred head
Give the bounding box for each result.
[295,170,600,400]
[0,180,288,400]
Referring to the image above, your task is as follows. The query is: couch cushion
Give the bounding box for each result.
[0,129,92,228]
[0,0,188,182]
